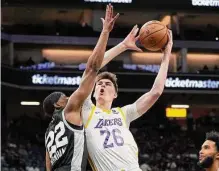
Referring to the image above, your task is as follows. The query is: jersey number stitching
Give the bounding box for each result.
[100,128,124,148]
[46,121,68,158]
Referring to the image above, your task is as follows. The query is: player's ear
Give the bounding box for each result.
[114,92,118,99]
[54,103,61,108]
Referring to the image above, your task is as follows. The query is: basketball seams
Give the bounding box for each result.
[139,21,168,51]
[142,21,166,28]
[140,24,166,44]
[148,28,168,49]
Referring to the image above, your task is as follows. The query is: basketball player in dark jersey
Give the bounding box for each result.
[44,4,119,171]
[44,92,87,171]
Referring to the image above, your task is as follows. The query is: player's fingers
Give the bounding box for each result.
[170,31,173,42]
[135,35,140,42]
[109,14,119,28]
[135,47,143,52]
[167,30,173,45]
[133,27,139,36]
[111,4,113,19]
[109,5,112,20]
[105,5,109,20]
[168,30,172,39]
[130,25,137,35]
[101,18,105,24]
[108,4,112,20]
[111,13,120,23]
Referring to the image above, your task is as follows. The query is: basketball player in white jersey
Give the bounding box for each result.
[81,30,173,171]
[44,3,148,170]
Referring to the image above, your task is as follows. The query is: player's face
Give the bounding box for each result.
[56,95,69,108]
[199,140,218,163]
[94,79,117,103]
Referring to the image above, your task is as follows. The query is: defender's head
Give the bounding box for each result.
[93,72,118,104]
[43,92,68,117]
[198,131,219,168]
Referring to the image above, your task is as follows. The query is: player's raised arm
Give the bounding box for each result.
[122,30,172,123]
[81,24,142,81]
[100,24,142,68]
[64,4,119,116]
[134,30,173,115]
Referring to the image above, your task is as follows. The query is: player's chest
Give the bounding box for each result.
[89,108,125,129]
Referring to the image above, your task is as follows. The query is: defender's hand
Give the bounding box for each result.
[101,4,120,33]
[122,25,143,52]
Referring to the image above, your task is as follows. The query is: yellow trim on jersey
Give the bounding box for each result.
[88,155,98,171]
[102,108,111,114]
[85,106,96,128]
[117,107,127,127]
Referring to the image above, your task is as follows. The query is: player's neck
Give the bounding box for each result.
[96,101,112,111]
[206,162,219,171]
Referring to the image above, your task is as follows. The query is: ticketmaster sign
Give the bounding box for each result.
[30,74,219,91]
[32,74,81,86]
[192,0,219,7]
[165,77,219,89]
[4,66,218,93]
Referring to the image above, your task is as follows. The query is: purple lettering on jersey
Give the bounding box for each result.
[94,119,104,128]
[115,118,123,126]
[109,119,113,126]
[105,119,110,126]
[94,118,123,129]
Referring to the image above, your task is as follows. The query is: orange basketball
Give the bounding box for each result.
[139,20,168,51]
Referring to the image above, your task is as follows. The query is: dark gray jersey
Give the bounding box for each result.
[45,109,87,171]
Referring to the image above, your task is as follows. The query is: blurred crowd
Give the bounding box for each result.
[1,110,218,171]
[1,114,47,171]
[135,126,199,171]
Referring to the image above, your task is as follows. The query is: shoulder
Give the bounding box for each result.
[82,100,94,113]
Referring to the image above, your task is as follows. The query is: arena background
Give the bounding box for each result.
[1,0,219,170]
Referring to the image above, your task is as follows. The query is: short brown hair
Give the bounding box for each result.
[96,72,118,93]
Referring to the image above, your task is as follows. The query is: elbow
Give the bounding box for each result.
[86,58,101,73]
[150,90,162,99]
[85,65,99,75]
[87,53,102,72]
[151,85,165,98]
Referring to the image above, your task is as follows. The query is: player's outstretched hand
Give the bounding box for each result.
[163,29,173,56]
[122,25,143,52]
[101,4,120,33]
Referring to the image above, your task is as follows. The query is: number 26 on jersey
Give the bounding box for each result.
[100,128,124,148]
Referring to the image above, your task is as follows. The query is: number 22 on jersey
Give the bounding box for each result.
[46,121,68,158]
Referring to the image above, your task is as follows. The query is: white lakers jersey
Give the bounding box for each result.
[82,97,142,171]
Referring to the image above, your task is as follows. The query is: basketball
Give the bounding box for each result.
[139,20,168,51]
